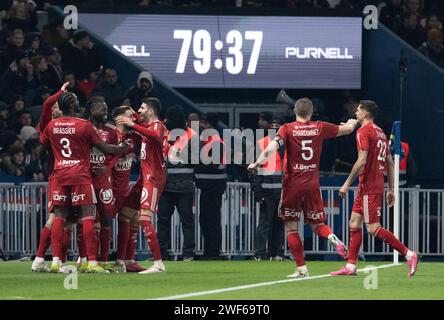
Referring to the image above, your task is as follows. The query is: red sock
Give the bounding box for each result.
[348,228,362,264]
[314,224,333,240]
[99,227,112,262]
[287,231,305,267]
[125,226,139,261]
[76,224,87,259]
[116,217,130,260]
[82,217,97,261]
[375,227,409,256]
[36,225,52,258]
[61,229,71,263]
[140,220,161,261]
[95,224,101,258]
[51,217,65,259]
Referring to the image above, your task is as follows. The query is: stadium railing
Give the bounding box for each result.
[0,182,442,260]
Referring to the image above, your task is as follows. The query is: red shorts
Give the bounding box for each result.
[47,178,56,214]
[279,187,327,224]
[352,193,383,224]
[94,186,116,218]
[123,177,165,214]
[51,184,97,207]
[114,189,130,214]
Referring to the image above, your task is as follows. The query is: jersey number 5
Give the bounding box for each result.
[302,140,313,161]
[60,138,72,158]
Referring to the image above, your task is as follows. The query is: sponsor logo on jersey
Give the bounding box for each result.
[71,194,86,202]
[58,159,81,166]
[115,158,132,171]
[53,194,68,201]
[293,163,317,171]
[306,211,324,220]
[99,189,113,204]
[90,148,106,164]
[141,187,149,204]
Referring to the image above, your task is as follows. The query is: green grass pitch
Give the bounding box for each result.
[0,260,442,300]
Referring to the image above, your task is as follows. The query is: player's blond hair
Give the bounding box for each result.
[295,98,313,119]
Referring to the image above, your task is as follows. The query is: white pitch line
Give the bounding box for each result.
[151,263,400,300]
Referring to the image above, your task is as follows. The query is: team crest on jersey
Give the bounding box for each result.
[99,189,113,204]
[141,187,149,204]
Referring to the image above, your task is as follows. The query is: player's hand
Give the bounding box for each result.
[92,165,107,176]
[247,162,259,174]
[116,116,135,128]
[61,82,70,92]
[339,184,349,199]
[386,190,395,207]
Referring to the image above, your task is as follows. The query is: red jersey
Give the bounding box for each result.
[40,116,101,186]
[133,120,167,181]
[356,122,388,195]
[112,130,140,196]
[90,123,117,188]
[276,120,338,189]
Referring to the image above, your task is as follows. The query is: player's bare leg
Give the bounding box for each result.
[50,207,68,272]
[60,222,75,274]
[32,213,55,272]
[80,204,109,273]
[125,214,147,272]
[76,222,88,272]
[310,223,348,259]
[286,221,308,278]
[138,210,165,274]
[114,206,137,273]
[366,222,419,277]
[331,212,363,275]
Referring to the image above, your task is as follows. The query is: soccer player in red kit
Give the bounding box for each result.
[116,98,168,274]
[248,98,358,278]
[40,91,129,273]
[110,106,147,273]
[331,101,419,276]
[87,100,120,271]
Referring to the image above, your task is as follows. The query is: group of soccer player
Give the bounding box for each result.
[248,98,419,278]
[32,82,168,274]
[31,81,419,278]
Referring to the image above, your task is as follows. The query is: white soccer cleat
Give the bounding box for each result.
[287,266,309,278]
[31,259,50,273]
[114,261,127,273]
[60,264,76,274]
[138,265,166,274]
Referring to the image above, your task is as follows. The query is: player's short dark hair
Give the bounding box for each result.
[85,97,106,116]
[359,100,379,119]
[295,98,314,118]
[58,91,79,115]
[112,106,131,120]
[141,97,161,116]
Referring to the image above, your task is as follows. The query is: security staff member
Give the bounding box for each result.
[157,106,197,261]
[251,114,285,260]
[195,113,227,260]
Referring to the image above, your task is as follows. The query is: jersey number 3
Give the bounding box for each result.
[60,138,72,158]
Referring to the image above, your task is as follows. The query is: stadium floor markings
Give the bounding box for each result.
[152,263,400,300]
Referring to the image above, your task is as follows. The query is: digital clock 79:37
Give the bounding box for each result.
[174,30,263,75]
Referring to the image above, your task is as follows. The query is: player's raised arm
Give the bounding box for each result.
[339,149,368,198]
[336,119,358,137]
[94,140,130,156]
[116,116,162,144]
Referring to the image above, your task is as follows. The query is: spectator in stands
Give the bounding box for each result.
[76,66,102,99]
[24,31,42,57]
[4,0,38,33]
[41,18,70,51]
[32,85,51,106]
[423,13,442,32]
[404,0,424,19]
[30,55,51,89]
[44,46,64,89]
[418,28,444,69]
[12,109,33,134]
[399,12,427,48]
[18,125,37,144]
[0,101,9,133]
[7,95,25,128]
[23,138,44,182]
[1,146,26,177]
[92,68,125,110]
[379,0,404,34]
[187,112,200,128]
[125,71,157,109]
[0,51,35,102]
[61,29,103,80]
[62,71,86,106]
[0,28,25,73]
